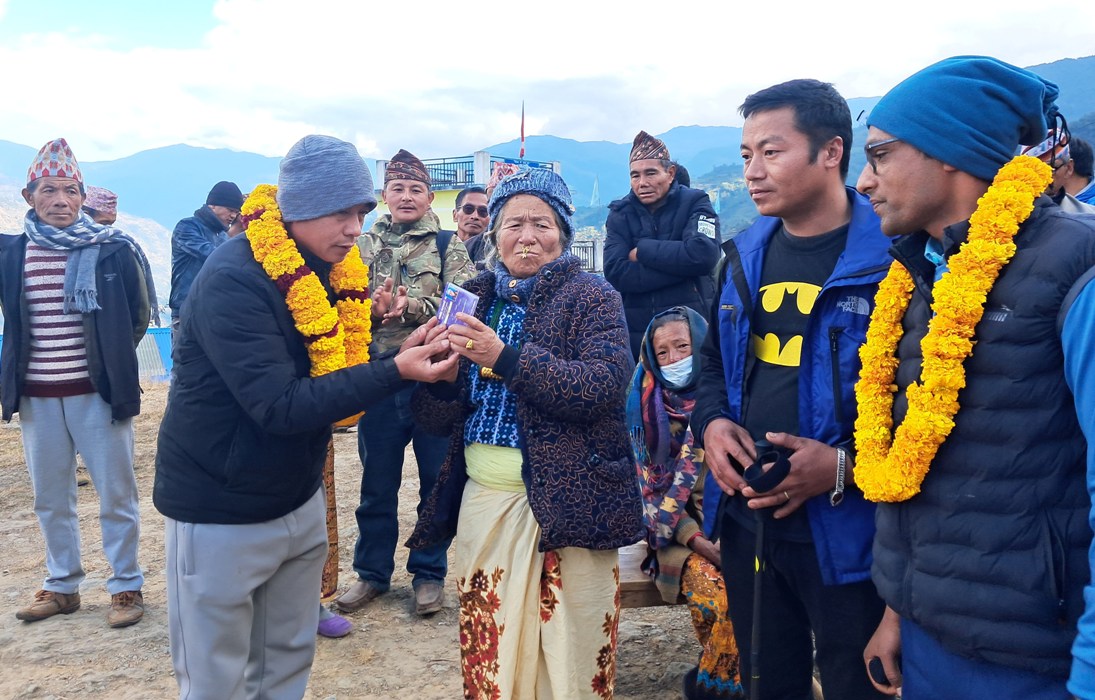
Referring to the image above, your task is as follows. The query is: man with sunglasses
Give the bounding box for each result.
[169,180,244,332]
[1021,129,1095,214]
[452,185,490,264]
[605,130,721,359]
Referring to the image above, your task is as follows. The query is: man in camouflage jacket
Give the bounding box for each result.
[337,149,475,617]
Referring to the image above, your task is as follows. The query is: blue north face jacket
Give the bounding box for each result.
[692,187,892,585]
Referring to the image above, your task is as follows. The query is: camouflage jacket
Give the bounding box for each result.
[358,210,476,355]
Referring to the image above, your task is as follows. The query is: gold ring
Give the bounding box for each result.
[466,339,475,350]
[784,491,791,502]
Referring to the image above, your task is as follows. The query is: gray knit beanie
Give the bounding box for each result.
[277,135,377,222]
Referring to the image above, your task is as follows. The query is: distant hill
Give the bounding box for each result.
[0,185,172,330]
[0,143,280,229]
[1027,55,1095,121]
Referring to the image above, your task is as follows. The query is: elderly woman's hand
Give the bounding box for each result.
[448,312,506,369]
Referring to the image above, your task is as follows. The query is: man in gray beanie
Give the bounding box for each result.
[855,56,1095,699]
[155,134,459,699]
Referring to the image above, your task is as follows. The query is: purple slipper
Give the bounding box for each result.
[317,613,352,638]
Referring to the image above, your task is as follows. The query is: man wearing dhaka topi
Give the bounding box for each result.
[155,134,458,699]
[2,138,154,630]
[853,56,1095,699]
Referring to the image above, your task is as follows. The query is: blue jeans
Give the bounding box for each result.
[352,385,450,589]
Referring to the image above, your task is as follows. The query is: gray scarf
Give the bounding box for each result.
[23,210,158,321]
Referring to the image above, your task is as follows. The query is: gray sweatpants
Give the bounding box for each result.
[20,393,143,595]
[165,486,327,700]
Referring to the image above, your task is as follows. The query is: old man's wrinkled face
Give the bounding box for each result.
[24,177,84,228]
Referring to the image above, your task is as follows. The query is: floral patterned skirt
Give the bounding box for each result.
[681,555,744,697]
[321,439,339,600]
[455,478,620,700]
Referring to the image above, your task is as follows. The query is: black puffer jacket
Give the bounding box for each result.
[872,198,1095,677]
[604,183,720,357]
[155,235,406,524]
[0,234,149,421]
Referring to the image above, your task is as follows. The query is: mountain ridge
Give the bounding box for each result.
[1,54,1092,303]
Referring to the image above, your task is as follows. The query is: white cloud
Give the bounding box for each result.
[1,0,1093,161]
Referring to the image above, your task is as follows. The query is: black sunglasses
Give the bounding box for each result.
[460,204,489,218]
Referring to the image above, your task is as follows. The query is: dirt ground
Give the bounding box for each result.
[0,382,701,699]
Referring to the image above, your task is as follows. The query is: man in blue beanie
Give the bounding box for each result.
[855,56,1095,699]
[155,135,459,699]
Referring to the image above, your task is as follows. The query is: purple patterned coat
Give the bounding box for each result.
[406,254,644,552]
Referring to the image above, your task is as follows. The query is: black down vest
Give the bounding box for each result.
[872,198,1095,678]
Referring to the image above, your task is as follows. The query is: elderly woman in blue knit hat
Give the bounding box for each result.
[408,168,644,699]
[853,57,1095,700]
[155,135,458,700]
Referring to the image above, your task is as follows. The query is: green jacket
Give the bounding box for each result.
[357,211,475,355]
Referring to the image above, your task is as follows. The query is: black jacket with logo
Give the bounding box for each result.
[873,198,1095,677]
[604,183,720,357]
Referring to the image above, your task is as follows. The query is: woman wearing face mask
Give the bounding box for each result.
[627,306,744,699]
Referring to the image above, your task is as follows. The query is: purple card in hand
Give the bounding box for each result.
[437,282,479,327]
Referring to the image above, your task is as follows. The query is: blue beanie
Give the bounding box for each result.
[277,135,377,222]
[868,56,1059,181]
[488,167,575,241]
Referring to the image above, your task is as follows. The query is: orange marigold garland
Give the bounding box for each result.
[240,184,371,423]
[853,155,1052,502]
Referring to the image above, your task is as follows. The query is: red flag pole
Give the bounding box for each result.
[519,101,526,159]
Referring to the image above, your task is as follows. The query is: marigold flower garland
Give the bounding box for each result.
[853,155,1052,502]
[240,184,371,422]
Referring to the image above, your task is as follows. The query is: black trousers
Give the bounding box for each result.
[720,512,886,700]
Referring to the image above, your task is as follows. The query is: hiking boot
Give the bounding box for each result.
[15,589,81,622]
[107,590,144,628]
[334,580,384,613]
[414,581,444,616]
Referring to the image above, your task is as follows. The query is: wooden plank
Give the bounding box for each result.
[618,542,677,608]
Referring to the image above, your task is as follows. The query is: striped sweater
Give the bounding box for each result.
[21,243,93,397]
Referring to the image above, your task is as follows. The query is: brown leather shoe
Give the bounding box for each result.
[15,589,81,622]
[414,582,444,616]
[107,590,144,628]
[334,579,384,613]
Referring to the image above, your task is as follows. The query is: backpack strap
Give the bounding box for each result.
[436,229,454,285]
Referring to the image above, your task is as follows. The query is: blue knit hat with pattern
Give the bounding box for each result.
[277,135,377,222]
[488,167,575,241]
[868,56,1059,181]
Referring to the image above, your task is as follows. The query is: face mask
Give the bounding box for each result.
[659,355,693,388]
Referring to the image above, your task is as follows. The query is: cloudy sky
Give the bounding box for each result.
[2,0,1093,162]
